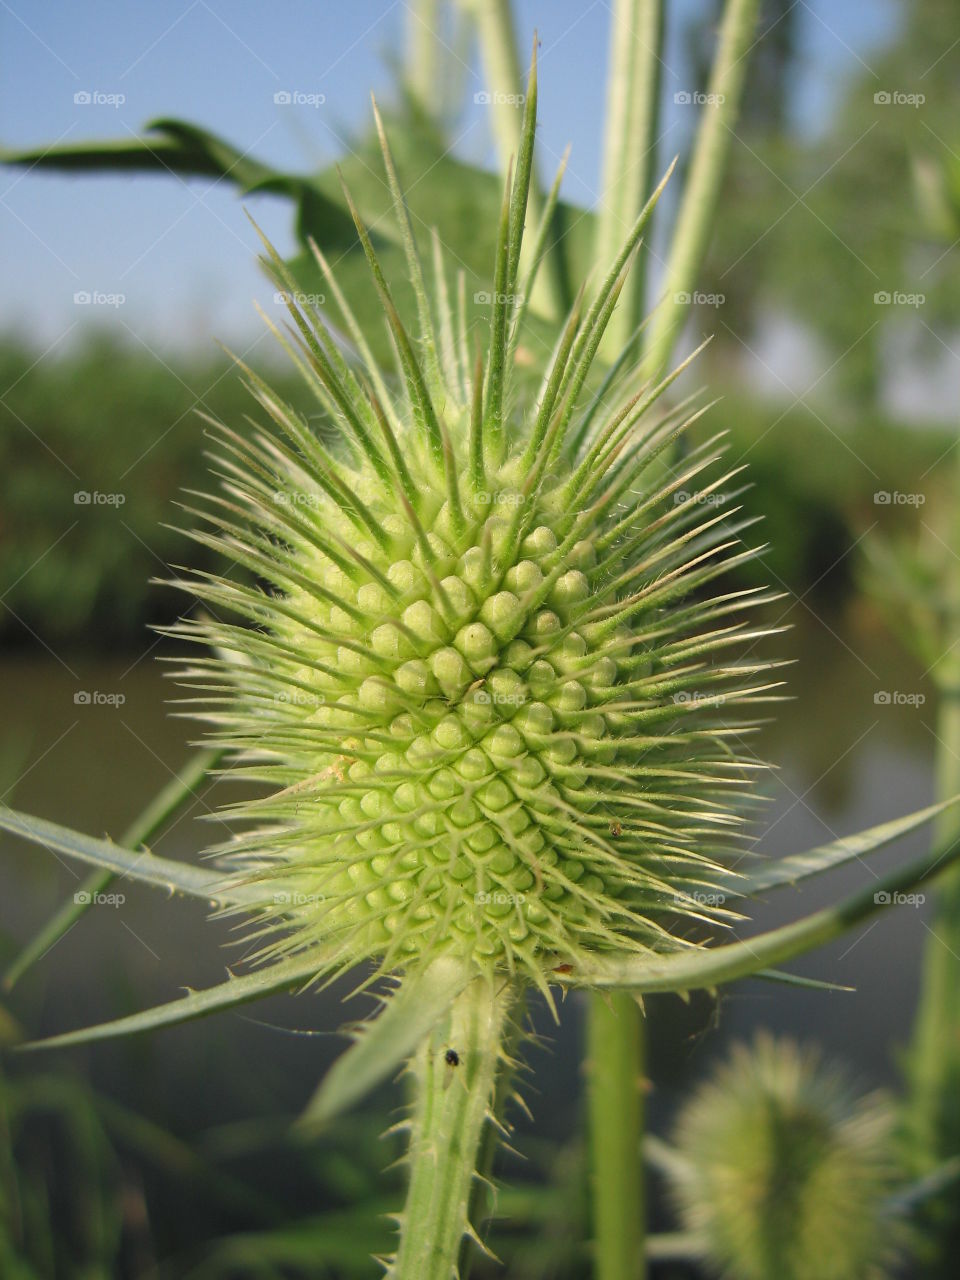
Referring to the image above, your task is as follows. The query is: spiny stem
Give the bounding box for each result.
[391,971,514,1280]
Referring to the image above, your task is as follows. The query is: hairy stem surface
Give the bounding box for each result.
[392,971,514,1280]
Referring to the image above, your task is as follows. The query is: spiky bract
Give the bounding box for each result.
[669,1034,901,1280]
[167,82,779,994]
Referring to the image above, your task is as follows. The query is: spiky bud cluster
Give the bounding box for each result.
[668,1035,901,1280]
[168,87,778,993]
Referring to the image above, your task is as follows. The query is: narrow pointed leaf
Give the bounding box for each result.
[300,957,471,1128]
[729,796,960,897]
[754,969,854,993]
[564,830,960,993]
[19,953,329,1050]
[0,805,245,905]
[5,748,221,990]
[0,117,274,184]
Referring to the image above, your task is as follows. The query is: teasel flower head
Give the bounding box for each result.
[165,64,781,1008]
[666,1034,902,1280]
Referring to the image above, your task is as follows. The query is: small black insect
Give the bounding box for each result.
[442,1047,460,1091]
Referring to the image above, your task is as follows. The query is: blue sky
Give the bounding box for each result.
[1,0,899,353]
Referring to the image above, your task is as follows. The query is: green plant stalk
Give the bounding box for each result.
[407,0,444,116]
[3,747,221,990]
[589,7,662,1264]
[461,0,563,320]
[596,0,664,359]
[905,448,960,1272]
[392,969,513,1280]
[642,0,761,374]
[591,5,754,1271]
[587,991,644,1280]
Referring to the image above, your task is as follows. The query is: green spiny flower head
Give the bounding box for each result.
[668,1034,902,1280]
[169,61,780,996]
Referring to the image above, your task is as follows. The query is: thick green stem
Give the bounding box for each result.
[586,8,757,1277]
[587,992,645,1280]
[596,0,663,359]
[392,971,513,1280]
[904,447,960,1272]
[642,0,761,375]
[406,0,444,117]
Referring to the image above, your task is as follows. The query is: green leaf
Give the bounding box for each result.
[0,804,245,905]
[300,956,472,1129]
[729,795,960,896]
[20,952,328,1050]
[0,117,274,183]
[1,110,594,361]
[754,969,854,993]
[5,748,221,990]
[565,830,960,994]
